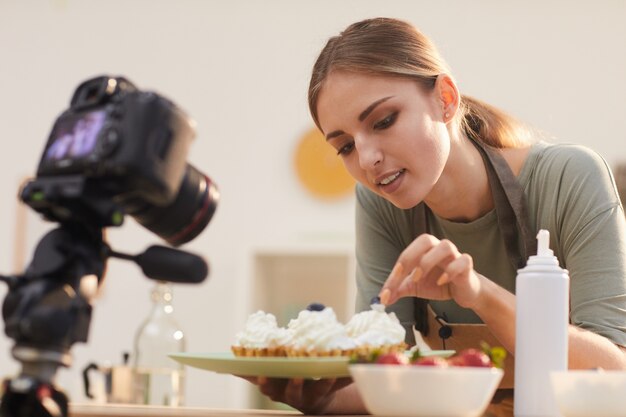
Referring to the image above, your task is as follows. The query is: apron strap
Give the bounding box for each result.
[413,138,535,334]
[470,137,536,269]
[413,204,430,335]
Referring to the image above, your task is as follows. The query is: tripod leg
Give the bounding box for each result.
[0,378,68,417]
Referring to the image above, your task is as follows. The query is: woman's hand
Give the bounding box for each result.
[379,234,484,309]
[240,376,353,415]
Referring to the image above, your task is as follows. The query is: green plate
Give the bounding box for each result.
[169,350,455,379]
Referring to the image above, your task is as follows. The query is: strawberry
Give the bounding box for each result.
[375,352,409,365]
[448,348,492,367]
[411,356,449,367]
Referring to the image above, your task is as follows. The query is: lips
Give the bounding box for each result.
[375,169,405,186]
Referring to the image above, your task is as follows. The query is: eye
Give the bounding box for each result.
[337,142,355,156]
[373,111,398,130]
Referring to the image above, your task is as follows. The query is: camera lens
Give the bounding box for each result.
[122,164,218,246]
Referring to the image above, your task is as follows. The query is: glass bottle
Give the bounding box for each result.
[132,282,186,406]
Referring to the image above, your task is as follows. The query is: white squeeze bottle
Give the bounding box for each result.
[514,229,569,416]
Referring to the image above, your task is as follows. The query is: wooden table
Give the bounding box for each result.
[70,403,370,417]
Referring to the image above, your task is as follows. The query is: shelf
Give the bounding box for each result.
[249,249,355,325]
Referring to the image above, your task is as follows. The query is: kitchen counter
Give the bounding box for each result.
[70,403,370,417]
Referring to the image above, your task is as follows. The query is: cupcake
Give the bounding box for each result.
[345,302,407,355]
[231,310,293,357]
[285,303,357,357]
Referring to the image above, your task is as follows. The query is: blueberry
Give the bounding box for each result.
[370,296,381,305]
[306,302,326,312]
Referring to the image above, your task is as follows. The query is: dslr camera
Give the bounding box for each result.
[22,75,217,246]
[0,76,217,417]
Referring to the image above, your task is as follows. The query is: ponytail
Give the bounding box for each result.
[459,95,532,149]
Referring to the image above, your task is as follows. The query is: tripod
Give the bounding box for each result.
[0,223,208,417]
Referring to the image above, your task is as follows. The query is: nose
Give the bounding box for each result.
[355,135,383,170]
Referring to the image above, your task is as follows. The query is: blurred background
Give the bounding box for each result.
[0,0,624,410]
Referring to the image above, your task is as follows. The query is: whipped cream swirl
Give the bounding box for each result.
[234,310,292,348]
[345,303,406,346]
[287,307,356,351]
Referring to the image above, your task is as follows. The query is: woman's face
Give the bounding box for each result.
[316,71,450,209]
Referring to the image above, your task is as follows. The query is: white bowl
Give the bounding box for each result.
[349,364,503,417]
[551,370,626,417]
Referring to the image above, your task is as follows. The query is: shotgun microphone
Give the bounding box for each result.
[110,245,208,284]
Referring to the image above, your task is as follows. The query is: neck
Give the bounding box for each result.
[424,134,494,222]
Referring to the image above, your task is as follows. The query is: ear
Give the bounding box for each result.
[434,74,460,123]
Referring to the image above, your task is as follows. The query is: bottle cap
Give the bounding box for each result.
[536,229,553,257]
[522,229,564,271]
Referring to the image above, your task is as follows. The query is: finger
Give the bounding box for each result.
[436,272,449,286]
[395,234,440,273]
[438,255,473,300]
[445,253,473,279]
[284,378,304,405]
[380,262,405,305]
[441,283,452,299]
[333,377,354,391]
[381,234,439,303]
[258,377,288,402]
[300,378,349,414]
[304,378,336,400]
[420,239,459,280]
[412,266,423,283]
[391,268,423,302]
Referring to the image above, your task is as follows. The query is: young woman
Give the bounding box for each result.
[250,17,626,415]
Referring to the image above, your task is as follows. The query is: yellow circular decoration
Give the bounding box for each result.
[294,127,355,199]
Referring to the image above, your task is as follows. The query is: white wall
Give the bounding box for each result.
[0,0,624,408]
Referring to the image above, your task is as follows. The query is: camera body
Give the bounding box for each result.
[23,76,198,230]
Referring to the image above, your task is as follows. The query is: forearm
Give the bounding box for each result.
[322,383,366,415]
[472,275,626,370]
[471,275,517,354]
[568,325,626,369]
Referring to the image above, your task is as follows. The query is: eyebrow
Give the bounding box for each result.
[325,96,395,141]
[359,96,394,121]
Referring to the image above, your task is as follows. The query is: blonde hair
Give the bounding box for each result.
[308,17,531,149]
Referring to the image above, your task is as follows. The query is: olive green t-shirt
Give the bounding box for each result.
[355,141,626,347]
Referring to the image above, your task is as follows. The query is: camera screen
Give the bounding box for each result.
[44,109,106,162]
